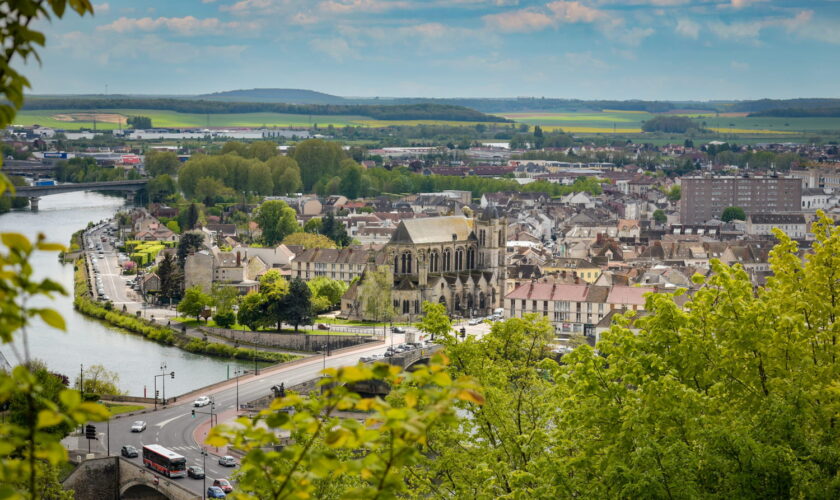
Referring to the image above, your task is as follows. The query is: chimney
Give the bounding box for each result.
[236,251,241,266]
[575,276,580,284]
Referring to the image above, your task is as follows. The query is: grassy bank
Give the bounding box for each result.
[73,259,299,364]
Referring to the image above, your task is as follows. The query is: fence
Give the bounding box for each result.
[198,326,378,352]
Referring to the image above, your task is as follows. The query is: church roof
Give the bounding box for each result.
[389,216,475,245]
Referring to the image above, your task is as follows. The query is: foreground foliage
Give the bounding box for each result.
[213,213,840,499]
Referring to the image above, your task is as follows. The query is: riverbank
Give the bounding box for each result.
[73,259,300,364]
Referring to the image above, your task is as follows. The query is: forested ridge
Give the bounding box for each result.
[21,97,511,123]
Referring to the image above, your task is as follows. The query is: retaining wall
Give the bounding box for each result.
[198,326,377,352]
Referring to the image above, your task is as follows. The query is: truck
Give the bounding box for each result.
[34,180,56,186]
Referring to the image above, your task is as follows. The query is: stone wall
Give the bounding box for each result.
[198,326,377,352]
[62,457,201,500]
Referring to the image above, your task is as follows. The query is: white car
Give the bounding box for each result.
[194,396,211,407]
[130,420,146,432]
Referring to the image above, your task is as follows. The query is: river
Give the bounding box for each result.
[0,191,258,397]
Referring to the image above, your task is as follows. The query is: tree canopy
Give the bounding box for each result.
[721,205,746,222]
[255,200,300,246]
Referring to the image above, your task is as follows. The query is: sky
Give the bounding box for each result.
[23,0,840,100]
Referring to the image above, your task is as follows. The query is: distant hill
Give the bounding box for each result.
[21,97,511,123]
[197,88,347,105]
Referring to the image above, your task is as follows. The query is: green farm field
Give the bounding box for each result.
[14,109,506,130]
[13,109,372,130]
[498,110,840,137]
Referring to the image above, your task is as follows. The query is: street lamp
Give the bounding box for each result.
[153,364,175,409]
[201,448,208,500]
[233,367,248,412]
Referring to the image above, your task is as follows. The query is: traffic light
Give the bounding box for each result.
[170,371,175,379]
[459,327,466,339]
[85,424,96,440]
[191,409,195,418]
[155,390,159,399]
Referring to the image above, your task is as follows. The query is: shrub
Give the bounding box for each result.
[213,311,236,329]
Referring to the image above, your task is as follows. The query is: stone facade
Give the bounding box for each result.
[347,210,507,321]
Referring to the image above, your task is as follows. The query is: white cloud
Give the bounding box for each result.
[55,31,246,65]
[318,0,410,14]
[708,9,812,42]
[94,2,110,14]
[98,16,259,36]
[483,1,606,33]
[309,37,356,61]
[675,18,699,39]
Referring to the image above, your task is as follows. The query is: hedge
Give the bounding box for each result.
[73,256,300,364]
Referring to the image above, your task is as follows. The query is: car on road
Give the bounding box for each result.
[120,445,138,458]
[130,420,146,432]
[207,486,226,498]
[391,326,406,333]
[218,455,237,467]
[213,478,233,492]
[194,396,211,407]
[187,466,204,479]
[468,318,484,326]
[317,323,330,330]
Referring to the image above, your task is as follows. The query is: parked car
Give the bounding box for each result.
[187,466,205,479]
[317,323,330,330]
[207,486,226,498]
[213,478,233,493]
[468,318,483,326]
[130,421,146,432]
[218,455,237,467]
[391,326,406,333]
[194,396,211,407]
[120,445,138,458]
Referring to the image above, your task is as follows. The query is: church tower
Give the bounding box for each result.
[476,206,506,307]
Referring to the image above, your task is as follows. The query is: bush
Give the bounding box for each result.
[213,311,236,329]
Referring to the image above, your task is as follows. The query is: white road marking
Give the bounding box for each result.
[155,413,189,428]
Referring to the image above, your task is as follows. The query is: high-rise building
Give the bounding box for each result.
[680,176,801,224]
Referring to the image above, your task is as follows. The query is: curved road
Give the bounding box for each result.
[103,339,401,495]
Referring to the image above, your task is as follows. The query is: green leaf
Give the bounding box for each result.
[1,232,31,253]
[36,409,64,429]
[38,308,66,331]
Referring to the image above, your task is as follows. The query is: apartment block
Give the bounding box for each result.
[680,176,801,225]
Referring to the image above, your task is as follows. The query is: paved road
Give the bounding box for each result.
[97,336,407,495]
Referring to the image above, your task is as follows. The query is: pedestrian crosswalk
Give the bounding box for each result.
[167,445,201,452]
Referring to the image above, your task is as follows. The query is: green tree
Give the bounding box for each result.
[307,276,348,314]
[211,283,239,314]
[721,206,746,222]
[652,208,667,224]
[177,231,205,267]
[412,314,556,497]
[292,138,345,191]
[221,140,247,156]
[282,278,313,332]
[75,364,122,397]
[194,176,232,206]
[237,292,267,331]
[248,140,278,161]
[177,286,211,320]
[183,203,200,230]
[360,266,395,323]
[144,150,180,177]
[260,270,290,330]
[157,252,182,301]
[416,301,453,342]
[206,356,482,499]
[255,200,300,246]
[666,184,681,202]
[127,115,152,129]
[319,212,349,247]
[165,220,180,234]
[338,159,364,199]
[281,232,337,249]
[247,161,274,196]
[304,217,323,234]
[147,174,178,203]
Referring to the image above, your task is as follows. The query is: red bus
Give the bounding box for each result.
[142,444,187,478]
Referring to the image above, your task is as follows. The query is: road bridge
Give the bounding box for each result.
[13,179,147,209]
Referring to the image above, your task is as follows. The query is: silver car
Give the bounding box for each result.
[130,420,146,432]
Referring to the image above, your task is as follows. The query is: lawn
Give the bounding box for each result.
[104,403,145,416]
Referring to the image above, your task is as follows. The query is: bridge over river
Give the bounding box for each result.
[13,180,147,209]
